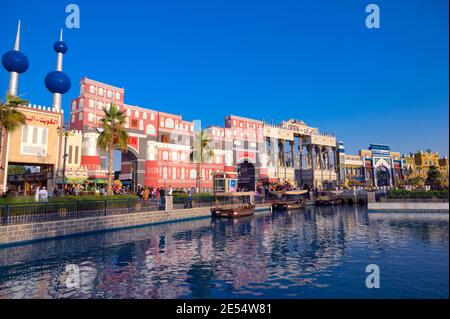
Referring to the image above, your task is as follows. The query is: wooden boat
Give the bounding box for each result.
[211,192,255,218]
[314,191,343,206]
[271,190,308,210]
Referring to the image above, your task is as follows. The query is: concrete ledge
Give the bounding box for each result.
[368,202,449,212]
[0,207,212,247]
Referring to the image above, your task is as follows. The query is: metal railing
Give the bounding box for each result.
[0,198,162,226]
[172,196,216,209]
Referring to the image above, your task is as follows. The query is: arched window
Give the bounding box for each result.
[162,151,169,161]
[190,169,197,179]
[165,118,174,129]
[172,152,178,161]
[135,111,140,118]
[107,90,112,98]
[126,109,131,117]
[139,120,144,130]
[71,115,75,123]
[150,114,155,121]
[180,153,186,162]
[89,99,95,108]
[32,127,38,144]
[173,168,177,179]
[88,113,94,122]
[115,92,121,100]
[22,126,28,143]
[89,85,95,94]
[98,88,104,96]
[71,101,76,111]
[79,112,83,121]
[79,99,84,109]
[97,101,103,110]
[80,84,85,95]
[143,113,147,120]
[41,128,48,145]
[163,167,168,179]
[181,168,185,179]
[146,124,156,135]
[215,155,221,164]
[106,103,111,112]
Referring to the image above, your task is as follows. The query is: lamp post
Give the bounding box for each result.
[163,159,168,190]
[57,123,73,195]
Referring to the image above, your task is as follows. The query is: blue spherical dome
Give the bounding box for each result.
[45,71,71,94]
[2,50,29,74]
[54,41,68,54]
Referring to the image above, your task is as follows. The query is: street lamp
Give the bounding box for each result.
[57,123,73,195]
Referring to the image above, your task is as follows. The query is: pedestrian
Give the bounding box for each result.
[187,189,193,208]
[168,185,173,196]
[143,186,150,201]
[39,186,49,202]
[34,186,40,202]
[137,185,143,199]
[159,188,166,206]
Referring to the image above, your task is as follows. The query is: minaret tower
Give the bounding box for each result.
[44,29,71,111]
[1,20,29,97]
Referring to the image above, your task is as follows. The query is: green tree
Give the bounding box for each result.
[190,130,214,192]
[0,95,28,164]
[97,104,129,195]
[426,165,442,190]
[407,175,425,188]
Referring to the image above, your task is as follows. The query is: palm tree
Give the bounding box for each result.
[0,95,28,167]
[190,130,214,192]
[97,104,129,195]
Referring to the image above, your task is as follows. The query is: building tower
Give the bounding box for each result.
[44,30,71,111]
[337,141,346,184]
[1,20,29,97]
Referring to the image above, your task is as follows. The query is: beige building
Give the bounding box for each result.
[55,130,88,186]
[1,104,64,195]
[404,151,449,182]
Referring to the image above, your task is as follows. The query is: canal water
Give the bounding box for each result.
[0,205,448,299]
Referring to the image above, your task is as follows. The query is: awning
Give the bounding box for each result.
[65,178,87,184]
[88,178,108,184]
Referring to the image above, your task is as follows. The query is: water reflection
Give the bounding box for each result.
[0,205,448,299]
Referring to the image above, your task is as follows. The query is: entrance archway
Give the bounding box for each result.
[376,166,390,187]
[113,148,139,193]
[237,160,256,191]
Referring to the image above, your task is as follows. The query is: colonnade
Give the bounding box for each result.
[265,136,338,187]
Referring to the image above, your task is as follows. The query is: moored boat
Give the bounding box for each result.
[271,190,308,211]
[211,192,255,218]
[314,191,343,206]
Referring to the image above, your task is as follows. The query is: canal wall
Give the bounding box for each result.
[368,202,449,212]
[0,207,212,246]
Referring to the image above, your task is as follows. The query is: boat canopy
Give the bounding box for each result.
[285,190,308,195]
[270,190,308,195]
[215,191,254,197]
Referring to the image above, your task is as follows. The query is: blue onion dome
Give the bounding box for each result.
[2,50,29,74]
[54,41,68,54]
[45,71,71,94]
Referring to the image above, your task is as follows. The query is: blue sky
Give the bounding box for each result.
[0,0,448,156]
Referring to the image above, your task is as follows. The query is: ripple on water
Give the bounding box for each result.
[0,206,448,299]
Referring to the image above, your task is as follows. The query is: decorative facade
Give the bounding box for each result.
[69,78,340,191]
[338,143,405,187]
